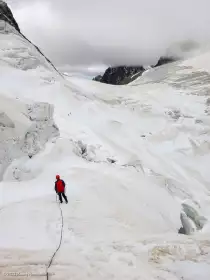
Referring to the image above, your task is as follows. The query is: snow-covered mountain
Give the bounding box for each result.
[0,2,210,280]
[93,57,176,85]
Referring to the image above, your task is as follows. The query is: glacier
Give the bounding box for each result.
[0,12,210,280]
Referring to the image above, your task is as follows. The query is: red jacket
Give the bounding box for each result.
[55,179,65,193]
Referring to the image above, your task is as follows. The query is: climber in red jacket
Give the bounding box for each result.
[55,175,68,204]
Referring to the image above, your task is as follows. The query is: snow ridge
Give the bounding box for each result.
[0,1,62,76]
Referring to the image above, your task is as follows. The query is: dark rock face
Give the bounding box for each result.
[99,66,145,85]
[178,227,186,235]
[0,0,20,32]
[93,56,177,85]
[93,75,103,82]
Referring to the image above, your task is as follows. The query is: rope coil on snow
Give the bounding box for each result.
[46,199,64,280]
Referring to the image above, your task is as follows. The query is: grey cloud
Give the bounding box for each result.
[5,0,210,68]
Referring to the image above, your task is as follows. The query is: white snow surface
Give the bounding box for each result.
[0,22,210,279]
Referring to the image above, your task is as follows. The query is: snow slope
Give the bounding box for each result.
[0,21,210,279]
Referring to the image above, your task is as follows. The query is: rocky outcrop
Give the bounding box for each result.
[93,56,177,85]
[0,0,20,32]
[154,56,176,67]
[98,66,145,85]
[93,75,103,82]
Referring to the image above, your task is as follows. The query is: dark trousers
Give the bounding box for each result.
[58,192,68,203]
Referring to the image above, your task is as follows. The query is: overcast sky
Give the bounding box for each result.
[5,0,210,72]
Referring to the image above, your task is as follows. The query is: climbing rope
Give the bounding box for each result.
[46,198,64,280]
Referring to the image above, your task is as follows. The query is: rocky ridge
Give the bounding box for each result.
[0,0,61,75]
[94,57,176,85]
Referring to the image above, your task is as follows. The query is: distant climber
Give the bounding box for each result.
[55,175,68,204]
